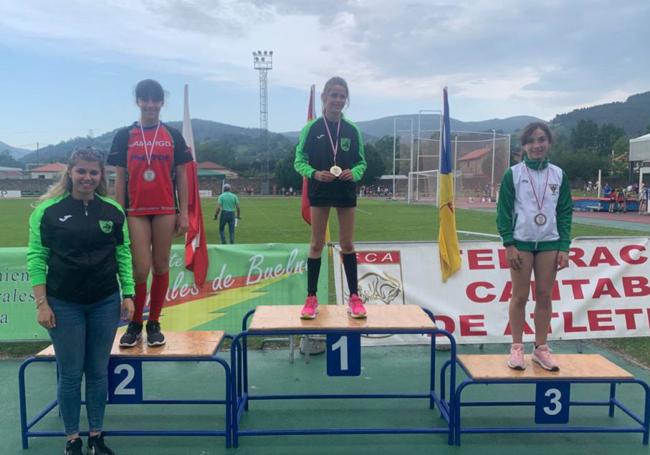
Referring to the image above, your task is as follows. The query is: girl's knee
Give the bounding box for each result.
[310,241,325,255]
[339,241,354,253]
[152,258,169,275]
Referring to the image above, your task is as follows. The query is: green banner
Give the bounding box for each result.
[0,244,328,341]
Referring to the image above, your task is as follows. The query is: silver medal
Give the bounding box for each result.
[143,168,156,182]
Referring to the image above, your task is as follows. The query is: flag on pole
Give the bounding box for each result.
[182,84,209,286]
[438,87,461,281]
[300,84,317,225]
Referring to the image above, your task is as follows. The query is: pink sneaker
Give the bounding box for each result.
[507,343,526,370]
[347,294,367,319]
[532,344,560,371]
[300,295,319,319]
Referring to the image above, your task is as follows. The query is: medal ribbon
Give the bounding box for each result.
[525,164,550,212]
[323,118,341,166]
[139,122,161,168]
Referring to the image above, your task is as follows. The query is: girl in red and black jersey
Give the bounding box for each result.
[108,79,193,347]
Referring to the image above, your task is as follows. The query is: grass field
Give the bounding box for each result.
[4,196,650,247]
[2,196,650,364]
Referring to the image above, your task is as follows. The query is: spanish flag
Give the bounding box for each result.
[438,87,461,281]
[300,84,317,224]
[182,84,209,286]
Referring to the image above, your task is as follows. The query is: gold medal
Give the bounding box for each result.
[330,165,342,177]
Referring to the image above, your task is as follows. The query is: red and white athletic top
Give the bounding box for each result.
[108,122,193,216]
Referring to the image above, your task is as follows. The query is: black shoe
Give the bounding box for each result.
[64,437,83,455]
[146,321,166,347]
[87,433,115,455]
[119,321,142,347]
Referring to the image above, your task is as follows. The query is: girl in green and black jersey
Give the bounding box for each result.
[294,77,367,319]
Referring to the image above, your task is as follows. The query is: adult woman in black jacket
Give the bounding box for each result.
[27,148,134,455]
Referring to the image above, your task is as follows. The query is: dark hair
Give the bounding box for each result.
[135,79,164,102]
[520,122,552,146]
[40,147,107,200]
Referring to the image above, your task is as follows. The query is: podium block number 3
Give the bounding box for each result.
[327,333,361,376]
[108,359,143,404]
[535,382,570,423]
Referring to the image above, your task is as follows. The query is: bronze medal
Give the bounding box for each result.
[534,213,547,226]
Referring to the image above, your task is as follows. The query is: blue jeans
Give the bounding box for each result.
[219,211,236,244]
[48,292,120,435]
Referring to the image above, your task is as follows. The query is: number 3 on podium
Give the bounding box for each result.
[327,333,361,376]
[535,382,570,423]
[108,359,143,404]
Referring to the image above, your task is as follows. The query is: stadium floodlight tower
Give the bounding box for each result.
[252,50,273,194]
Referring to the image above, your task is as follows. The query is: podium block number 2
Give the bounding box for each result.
[108,359,143,404]
[327,333,361,376]
[535,382,570,423]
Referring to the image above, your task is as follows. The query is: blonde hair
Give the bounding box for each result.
[40,148,107,201]
[321,76,350,113]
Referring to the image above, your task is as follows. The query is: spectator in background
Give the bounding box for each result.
[214,184,240,244]
[603,182,612,198]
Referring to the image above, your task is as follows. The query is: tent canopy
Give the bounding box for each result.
[630,133,650,162]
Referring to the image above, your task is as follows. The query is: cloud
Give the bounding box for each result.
[0,0,648,121]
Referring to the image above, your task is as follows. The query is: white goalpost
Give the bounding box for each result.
[407,169,438,204]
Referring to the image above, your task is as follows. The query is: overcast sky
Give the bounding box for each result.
[0,0,648,148]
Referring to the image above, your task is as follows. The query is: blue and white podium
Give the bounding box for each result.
[451,353,650,445]
[18,331,232,448]
[230,304,457,447]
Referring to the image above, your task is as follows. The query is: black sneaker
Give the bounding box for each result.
[119,321,142,347]
[146,321,166,347]
[87,433,115,455]
[64,437,83,455]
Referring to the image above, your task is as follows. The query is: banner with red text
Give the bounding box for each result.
[333,238,650,344]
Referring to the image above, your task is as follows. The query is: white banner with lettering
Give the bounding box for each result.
[332,238,650,344]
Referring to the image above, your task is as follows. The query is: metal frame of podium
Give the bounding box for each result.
[230,305,457,448]
[446,354,650,445]
[18,331,233,448]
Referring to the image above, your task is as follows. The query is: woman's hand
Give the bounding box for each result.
[506,245,523,271]
[37,302,56,329]
[121,297,135,321]
[175,213,189,236]
[339,169,354,181]
[557,251,569,270]
[314,170,336,182]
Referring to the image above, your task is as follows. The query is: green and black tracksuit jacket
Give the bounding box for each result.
[27,193,135,304]
[294,116,367,207]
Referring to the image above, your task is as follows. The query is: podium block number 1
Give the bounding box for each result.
[327,333,361,376]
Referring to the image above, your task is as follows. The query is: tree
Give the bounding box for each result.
[570,119,600,152]
[273,149,302,189]
[359,143,386,185]
[0,150,23,168]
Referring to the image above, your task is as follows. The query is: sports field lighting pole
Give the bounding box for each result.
[252,50,273,194]
[490,128,496,200]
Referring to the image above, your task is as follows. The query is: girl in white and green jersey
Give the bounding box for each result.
[496,122,572,372]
